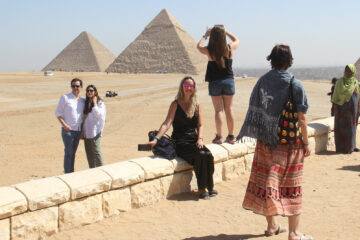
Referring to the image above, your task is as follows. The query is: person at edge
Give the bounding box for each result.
[331,64,360,153]
[237,45,314,240]
[197,24,239,144]
[147,76,217,200]
[83,85,106,168]
[55,78,85,173]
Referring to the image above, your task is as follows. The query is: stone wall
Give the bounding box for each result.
[0,117,339,239]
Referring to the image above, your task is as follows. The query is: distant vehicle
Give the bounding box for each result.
[162,69,168,74]
[105,91,118,98]
[44,71,54,76]
[242,74,247,78]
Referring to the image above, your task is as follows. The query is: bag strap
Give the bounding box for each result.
[289,76,295,103]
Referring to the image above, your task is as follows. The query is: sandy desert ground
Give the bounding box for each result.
[1,72,359,240]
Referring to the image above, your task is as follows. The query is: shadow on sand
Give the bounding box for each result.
[167,192,199,201]
[183,233,266,240]
[337,165,360,172]
[316,150,338,156]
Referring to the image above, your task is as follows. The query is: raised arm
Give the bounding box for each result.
[147,101,177,147]
[226,31,239,51]
[197,28,211,56]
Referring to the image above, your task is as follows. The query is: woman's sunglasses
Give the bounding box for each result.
[87,89,95,93]
[182,83,195,89]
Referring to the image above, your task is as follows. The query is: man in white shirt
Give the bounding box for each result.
[55,78,85,173]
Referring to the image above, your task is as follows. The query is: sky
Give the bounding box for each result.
[0,0,359,71]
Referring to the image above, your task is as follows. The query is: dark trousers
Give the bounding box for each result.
[176,144,214,190]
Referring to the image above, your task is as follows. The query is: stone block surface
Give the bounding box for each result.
[11,206,58,240]
[170,157,192,172]
[244,153,254,172]
[213,162,223,184]
[314,134,328,154]
[160,171,194,198]
[15,177,70,211]
[327,131,335,151]
[220,143,248,159]
[58,168,111,200]
[308,122,330,136]
[0,187,27,219]
[130,179,162,208]
[0,218,9,240]
[99,161,145,189]
[308,137,316,155]
[223,157,246,181]
[130,157,174,180]
[59,194,103,231]
[205,144,228,163]
[102,188,131,218]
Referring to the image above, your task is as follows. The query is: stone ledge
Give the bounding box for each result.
[99,161,145,189]
[0,187,27,219]
[102,188,131,218]
[15,177,70,211]
[57,168,112,200]
[220,143,248,159]
[0,218,9,240]
[170,157,192,172]
[131,179,162,208]
[130,157,174,180]
[205,144,228,163]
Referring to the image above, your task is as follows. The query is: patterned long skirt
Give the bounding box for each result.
[242,140,304,216]
[334,90,359,153]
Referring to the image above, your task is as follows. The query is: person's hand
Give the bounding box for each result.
[147,140,157,148]
[304,144,311,157]
[197,138,204,149]
[92,96,97,105]
[205,27,212,37]
[63,124,72,131]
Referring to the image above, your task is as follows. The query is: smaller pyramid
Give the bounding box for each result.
[42,31,115,72]
[355,58,360,80]
[106,9,207,74]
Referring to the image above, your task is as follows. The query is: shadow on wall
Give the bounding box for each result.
[183,233,266,240]
[337,165,360,172]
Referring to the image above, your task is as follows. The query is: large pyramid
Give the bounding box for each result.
[106,9,207,74]
[355,57,360,80]
[42,31,115,72]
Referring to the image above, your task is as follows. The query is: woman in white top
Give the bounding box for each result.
[83,85,106,168]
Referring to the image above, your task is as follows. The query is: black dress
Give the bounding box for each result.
[171,101,214,190]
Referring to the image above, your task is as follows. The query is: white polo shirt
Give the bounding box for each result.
[83,101,106,139]
[55,92,85,131]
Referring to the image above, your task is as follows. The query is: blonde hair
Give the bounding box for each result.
[175,76,198,117]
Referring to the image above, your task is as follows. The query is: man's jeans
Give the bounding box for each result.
[61,128,81,173]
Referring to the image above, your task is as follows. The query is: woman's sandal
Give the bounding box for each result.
[290,234,314,240]
[264,224,287,237]
[225,135,236,144]
[212,134,223,144]
[208,189,218,197]
[199,192,210,200]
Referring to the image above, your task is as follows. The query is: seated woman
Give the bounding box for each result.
[148,76,217,200]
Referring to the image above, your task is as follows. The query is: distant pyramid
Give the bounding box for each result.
[355,58,360,80]
[106,9,207,74]
[42,31,115,72]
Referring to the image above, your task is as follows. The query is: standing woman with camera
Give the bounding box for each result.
[83,85,106,168]
[197,25,239,144]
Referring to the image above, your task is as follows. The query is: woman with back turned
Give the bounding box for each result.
[238,45,313,240]
[197,25,239,144]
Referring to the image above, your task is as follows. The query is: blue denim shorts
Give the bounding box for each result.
[208,78,235,96]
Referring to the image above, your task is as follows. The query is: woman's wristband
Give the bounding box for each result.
[154,136,161,141]
[202,35,208,40]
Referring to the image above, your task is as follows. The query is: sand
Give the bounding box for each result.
[1,72,359,240]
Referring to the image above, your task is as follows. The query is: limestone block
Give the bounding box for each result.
[314,134,329,154]
[205,144,228,163]
[220,143,248,159]
[58,168,112,200]
[308,122,330,136]
[307,125,315,137]
[244,153,255,172]
[223,157,246,181]
[102,188,131,218]
[170,157,192,172]
[327,131,335,151]
[0,218,9,240]
[99,161,145,189]
[213,162,223,184]
[0,187,27,219]
[15,177,70,211]
[240,137,257,153]
[160,171,194,198]
[130,179,162,208]
[130,157,174,180]
[11,206,58,240]
[59,194,103,231]
[311,117,334,131]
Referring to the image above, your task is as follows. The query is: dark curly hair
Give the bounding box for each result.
[267,44,293,70]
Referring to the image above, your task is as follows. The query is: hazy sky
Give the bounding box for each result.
[0,0,359,71]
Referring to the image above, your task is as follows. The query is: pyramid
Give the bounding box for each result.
[355,58,360,80]
[42,31,115,72]
[106,9,207,74]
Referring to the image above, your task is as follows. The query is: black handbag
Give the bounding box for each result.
[277,77,303,145]
[148,130,176,160]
